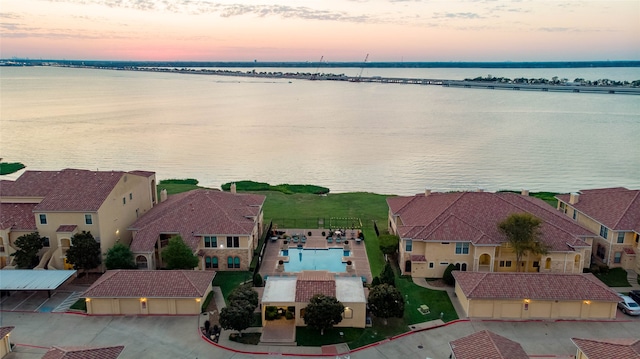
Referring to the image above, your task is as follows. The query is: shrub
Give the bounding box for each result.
[590,264,600,274]
[346,260,352,265]
[285,311,294,320]
[599,264,610,274]
[253,273,263,287]
[443,264,457,285]
[265,306,280,320]
[380,261,395,287]
[371,276,381,287]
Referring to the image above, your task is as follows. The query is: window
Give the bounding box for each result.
[614,252,622,264]
[129,193,133,200]
[226,236,239,248]
[234,256,240,269]
[405,240,412,252]
[461,263,467,271]
[42,237,50,247]
[429,262,434,268]
[499,260,512,267]
[506,261,512,267]
[599,225,608,239]
[204,236,217,248]
[122,197,126,205]
[439,262,449,266]
[572,210,577,220]
[596,245,606,260]
[212,256,218,268]
[205,257,212,269]
[559,202,566,212]
[227,256,233,269]
[39,214,47,225]
[533,261,540,268]
[455,242,469,254]
[617,232,625,244]
[499,260,505,267]
[85,214,93,225]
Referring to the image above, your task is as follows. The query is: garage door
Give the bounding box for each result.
[500,303,522,318]
[149,299,169,314]
[176,299,197,315]
[589,302,613,319]
[470,301,494,318]
[120,299,141,315]
[530,302,552,318]
[91,299,113,315]
[558,302,580,318]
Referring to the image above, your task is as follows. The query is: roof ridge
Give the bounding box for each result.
[424,213,485,241]
[613,189,640,229]
[180,271,203,295]
[466,272,487,297]
[486,331,508,359]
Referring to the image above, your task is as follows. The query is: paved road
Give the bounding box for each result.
[2,311,639,359]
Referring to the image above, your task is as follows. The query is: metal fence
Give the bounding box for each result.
[269,217,363,230]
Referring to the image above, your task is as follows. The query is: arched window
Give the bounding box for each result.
[234,256,241,269]
[212,256,219,269]
[461,263,467,271]
[227,256,233,269]
[205,256,212,269]
[136,255,148,269]
[545,257,552,270]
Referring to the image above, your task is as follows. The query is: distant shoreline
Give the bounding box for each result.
[2,59,639,69]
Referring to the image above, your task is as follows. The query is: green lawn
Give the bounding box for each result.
[395,275,458,324]
[212,271,253,304]
[595,267,631,287]
[0,162,26,175]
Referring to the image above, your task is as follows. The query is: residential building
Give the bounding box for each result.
[556,188,640,273]
[129,188,265,271]
[453,271,620,320]
[449,330,528,359]
[261,271,367,329]
[387,190,595,278]
[83,270,215,315]
[571,338,640,359]
[0,327,13,358]
[0,169,157,270]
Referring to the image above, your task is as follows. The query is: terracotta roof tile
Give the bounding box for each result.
[450,330,528,359]
[0,203,37,231]
[57,225,78,232]
[42,345,125,359]
[571,338,640,359]
[129,189,265,252]
[624,247,636,255]
[295,280,336,302]
[388,191,592,252]
[557,187,640,232]
[453,272,620,302]
[83,270,214,298]
[0,326,14,338]
[410,255,426,262]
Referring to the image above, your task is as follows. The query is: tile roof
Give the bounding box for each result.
[129,189,265,252]
[0,203,38,230]
[450,330,528,359]
[295,280,336,302]
[387,191,592,252]
[571,338,640,359]
[0,169,155,212]
[0,326,14,338]
[453,271,620,302]
[557,187,640,232]
[42,345,125,359]
[57,225,78,232]
[83,270,214,298]
[127,170,155,178]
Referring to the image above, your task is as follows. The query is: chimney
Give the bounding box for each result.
[476,188,484,192]
[425,189,432,196]
[569,192,579,205]
[230,183,237,194]
[160,188,167,202]
[521,189,529,196]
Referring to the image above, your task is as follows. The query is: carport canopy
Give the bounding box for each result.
[0,270,77,291]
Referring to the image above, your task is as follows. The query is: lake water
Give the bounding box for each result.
[1,66,639,195]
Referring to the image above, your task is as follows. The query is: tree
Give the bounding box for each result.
[219,303,253,337]
[11,232,44,269]
[66,231,101,273]
[379,261,396,287]
[104,243,136,269]
[368,284,404,324]
[379,234,399,257]
[302,294,344,335]
[498,213,549,272]
[442,263,457,285]
[161,236,198,269]
[228,284,259,309]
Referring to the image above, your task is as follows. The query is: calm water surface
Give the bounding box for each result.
[1,66,639,194]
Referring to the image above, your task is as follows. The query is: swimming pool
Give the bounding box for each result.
[281,248,350,272]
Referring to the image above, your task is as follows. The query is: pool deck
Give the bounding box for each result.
[260,228,372,283]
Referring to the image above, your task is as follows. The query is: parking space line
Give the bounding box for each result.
[12,291,37,311]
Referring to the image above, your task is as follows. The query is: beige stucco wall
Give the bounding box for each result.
[0,333,11,358]
[88,294,205,315]
[263,301,366,329]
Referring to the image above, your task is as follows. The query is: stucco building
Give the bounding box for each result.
[556,187,640,273]
[0,169,157,270]
[0,327,13,358]
[453,271,620,320]
[387,190,596,278]
[449,330,528,359]
[129,188,265,271]
[571,338,640,359]
[83,270,215,315]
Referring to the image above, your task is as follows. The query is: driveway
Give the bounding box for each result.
[2,311,639,359]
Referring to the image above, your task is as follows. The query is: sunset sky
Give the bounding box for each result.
[2,0,639,62]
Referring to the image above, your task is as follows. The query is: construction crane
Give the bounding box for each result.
[355,54,369,82]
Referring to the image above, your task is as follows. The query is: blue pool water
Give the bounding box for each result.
[281,248,349,272]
